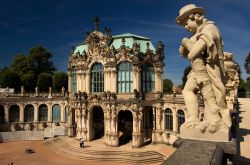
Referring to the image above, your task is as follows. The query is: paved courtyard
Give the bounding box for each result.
[1,98,250,165]
[0,137,175,165]
[236,98,250,164]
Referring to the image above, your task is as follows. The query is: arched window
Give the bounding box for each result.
[0,105,4,123]
[91,63,104,92]
[24,104,34,122]
[52,104,61,122]
[9,105,20,122]
[177,110,185,133]
[141,63,155,92]
[165,108,173,131]
[71,67,77,94]
[117,61,132,93]
[39,104,48,121]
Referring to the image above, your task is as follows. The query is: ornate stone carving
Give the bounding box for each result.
[155,41,165,61]
[138,107,143,121]
[86,31,112,60]
[176,4,231,140]
[224,52,239,88]
[111,105,117,120]
[81,103,87,118]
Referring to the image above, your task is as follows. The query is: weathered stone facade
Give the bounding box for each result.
[1,19,238,148]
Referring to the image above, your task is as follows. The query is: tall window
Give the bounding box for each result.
[9,105,20,122]
[0,105,4,123]
[24,104,34,122]
[177,110,185,133]
[141,63,155,92]
[71,67,77,94]
[52,104,61,122]
[165,108,173,131]
[39,104,48,121]
[117,61,133,93]
[91,63,104,92]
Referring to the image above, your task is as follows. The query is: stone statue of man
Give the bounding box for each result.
[176,4,231,133]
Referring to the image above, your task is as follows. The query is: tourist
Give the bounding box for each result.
[80,138,84,148]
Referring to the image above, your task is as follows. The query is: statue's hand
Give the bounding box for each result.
[179,46,188,57]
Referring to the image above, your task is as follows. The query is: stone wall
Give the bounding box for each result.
[0,130,44,142]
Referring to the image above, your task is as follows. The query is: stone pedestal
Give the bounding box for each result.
[68,126,74,137]
[152,129,163,144]
[180,126,230,142]
[132,132,143,148]
[163,138,236,165]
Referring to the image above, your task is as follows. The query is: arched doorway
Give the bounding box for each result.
[92,106,104,140]
[118,110,133,146]
[144,107,153,144]
[0,105,4,123]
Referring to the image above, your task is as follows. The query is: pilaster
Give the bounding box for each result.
[4,105,9,123]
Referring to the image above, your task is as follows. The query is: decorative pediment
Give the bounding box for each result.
[85,31,112,60]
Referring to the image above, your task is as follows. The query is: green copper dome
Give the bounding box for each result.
[73,33,155,55]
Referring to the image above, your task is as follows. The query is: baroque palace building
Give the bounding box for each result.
[0,18,238,148]
[66,19,187,148]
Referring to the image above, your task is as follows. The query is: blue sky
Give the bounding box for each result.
[0,0,249,85]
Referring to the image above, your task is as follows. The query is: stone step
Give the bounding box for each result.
[45,138,166,164]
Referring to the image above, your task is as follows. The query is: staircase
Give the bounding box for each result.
[45,137,166,164]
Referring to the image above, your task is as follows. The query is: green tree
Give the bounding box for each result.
[246,77,250,92]
[28,46,56,75]
[236,65,247,97]
[163,78,173,93]
[11,53,30,75]
[21,73,37,92]
[37,73,53,92]
[53,72,68,92]
[0,69,21,92]
[182,65,192,86]
[244,52,250,74]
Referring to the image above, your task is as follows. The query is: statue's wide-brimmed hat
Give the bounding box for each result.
[176,4,204,26]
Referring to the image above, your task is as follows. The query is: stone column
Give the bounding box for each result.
[20,104,24,122]
[82,73,86,92]
[86,72,90,93]
[48,87,52,99]
[48,103,52,122]
[61,103,65,122]
[68,108,74,137]
[77,72,81,92]
[155,68,163,92]
[104,69,108,91]
[68,73,72,95]
[111,69,117,93]
[134,67,141,91]
[156,107,163,130]
[173,112,178,132]
[153,107,156,130]
[4,105,9,123]
[76,108,82,139]
[34,103,39,122]
[110,105,118,146]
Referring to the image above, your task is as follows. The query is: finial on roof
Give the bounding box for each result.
[104,27,112,34]
[146,42,150,49]
[70,46,74,54]
[93,16,100,31]
[122,37,126,45]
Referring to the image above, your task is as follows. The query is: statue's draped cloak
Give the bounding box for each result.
[196,21,227,110]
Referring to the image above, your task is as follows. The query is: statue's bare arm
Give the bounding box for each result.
[187,39,206,60]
